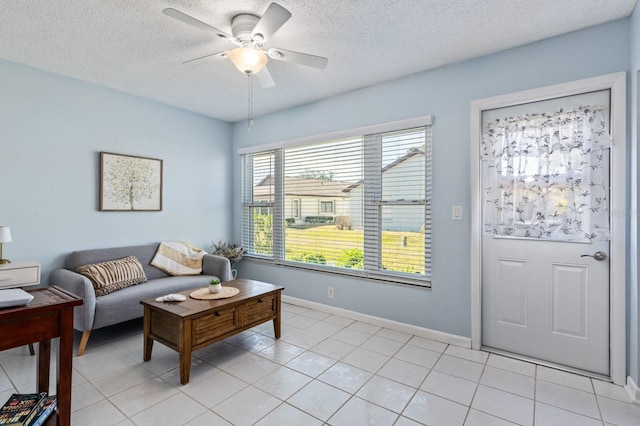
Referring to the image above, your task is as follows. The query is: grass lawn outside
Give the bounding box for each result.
[284,225,425,273]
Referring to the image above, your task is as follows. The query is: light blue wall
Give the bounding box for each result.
[629,5,640,385]
[1,14,633,364]
[0,59,233,280]
[231,19,630,338]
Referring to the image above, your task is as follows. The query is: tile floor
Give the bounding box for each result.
[1,302,640,425]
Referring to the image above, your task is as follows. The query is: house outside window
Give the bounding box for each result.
[241,116,432,285]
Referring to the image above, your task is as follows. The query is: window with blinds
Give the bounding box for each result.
[241,151,275,256]
[241,118,432,286]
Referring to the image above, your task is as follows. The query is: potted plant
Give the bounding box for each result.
[209,278,221,294]
[211,241,247,279]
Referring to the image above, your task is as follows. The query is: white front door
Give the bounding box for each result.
[480,90,611,376]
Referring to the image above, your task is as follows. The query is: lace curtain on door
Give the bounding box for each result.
[482,105,610,241]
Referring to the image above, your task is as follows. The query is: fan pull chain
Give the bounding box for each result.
[247,72,254,130]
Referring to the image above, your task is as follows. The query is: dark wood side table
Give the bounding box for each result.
[0,286,82,426]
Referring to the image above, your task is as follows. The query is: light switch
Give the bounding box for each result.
[452,205,463,220]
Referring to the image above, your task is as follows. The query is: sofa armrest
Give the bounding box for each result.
[50,268,96,332]
[202,254,232,281]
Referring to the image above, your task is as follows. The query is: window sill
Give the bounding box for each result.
[243,255,431,289]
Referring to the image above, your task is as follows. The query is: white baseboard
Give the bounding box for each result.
[282,295,471,348]
[625,375,640,404]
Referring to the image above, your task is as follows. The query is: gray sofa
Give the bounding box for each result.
[50,243,232,356]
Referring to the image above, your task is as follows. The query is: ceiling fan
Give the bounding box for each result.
[163,2,329,89]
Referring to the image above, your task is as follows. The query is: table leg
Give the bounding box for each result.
[273,318,281,339]
[179,319,192,385]
[144,338,154,361]
[36,340,50,394]
[143,307,153,361]
[273,292,281,339]
[58,307,75,426]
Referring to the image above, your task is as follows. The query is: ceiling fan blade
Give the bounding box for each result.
[267,48,328,69]
[251,3,292,43]
[163,8,234,42]
[255,66,275,88]
[182,51,227,67]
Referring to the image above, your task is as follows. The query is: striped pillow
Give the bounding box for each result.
[77,256,147,296]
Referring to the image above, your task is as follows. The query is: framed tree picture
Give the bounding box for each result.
[99,152,163,211]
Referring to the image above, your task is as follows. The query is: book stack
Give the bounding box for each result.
[30,397,56,426]
[0,393,57,426]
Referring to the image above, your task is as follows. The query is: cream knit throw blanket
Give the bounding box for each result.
[151,241,206,276]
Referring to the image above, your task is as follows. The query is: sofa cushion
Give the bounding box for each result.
[77,256,147,296]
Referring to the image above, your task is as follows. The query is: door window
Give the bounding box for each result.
[482,97,611,242]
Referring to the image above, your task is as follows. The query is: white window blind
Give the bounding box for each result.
[284,137,363,266]
[241,151,275,257]
[241,118,432,285]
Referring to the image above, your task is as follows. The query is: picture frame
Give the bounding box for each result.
[99,152,163,211]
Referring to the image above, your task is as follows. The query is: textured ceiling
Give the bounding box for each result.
[0,0,636,122]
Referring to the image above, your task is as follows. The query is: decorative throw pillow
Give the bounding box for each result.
[77,256,147,296]
[151,241,206,276]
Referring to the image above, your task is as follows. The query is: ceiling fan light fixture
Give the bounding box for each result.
[226,46,268,74]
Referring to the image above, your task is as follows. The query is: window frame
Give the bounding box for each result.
[319,200,335,214]
[240,116,433,287]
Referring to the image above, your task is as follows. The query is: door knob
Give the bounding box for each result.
[580,251,607,261]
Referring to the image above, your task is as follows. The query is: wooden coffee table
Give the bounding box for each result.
[140,278,284,384]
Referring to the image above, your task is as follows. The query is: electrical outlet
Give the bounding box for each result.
[328,287,335,299]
